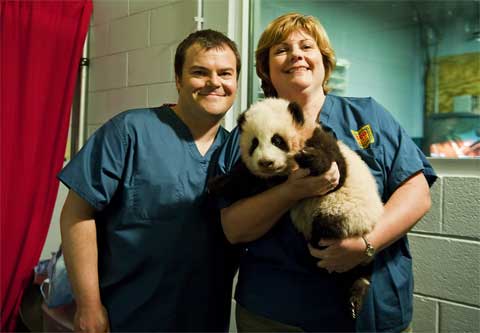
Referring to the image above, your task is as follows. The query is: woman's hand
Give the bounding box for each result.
[286,162,340,200]
[308,237,368,273]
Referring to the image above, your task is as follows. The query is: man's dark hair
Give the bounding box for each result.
[174,29,241,80]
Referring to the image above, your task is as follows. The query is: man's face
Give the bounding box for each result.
[176,43,238,120]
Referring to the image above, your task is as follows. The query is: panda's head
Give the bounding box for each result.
[238,98,307,178]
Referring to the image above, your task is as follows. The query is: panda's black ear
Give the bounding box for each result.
[288,102,304,127]
[237,112,246,132]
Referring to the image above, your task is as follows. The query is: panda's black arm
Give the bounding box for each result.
[208,160,265,200]
[294,127,347,188]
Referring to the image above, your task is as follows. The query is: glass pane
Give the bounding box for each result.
[249,0,480,158]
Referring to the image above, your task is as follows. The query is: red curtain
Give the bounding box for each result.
[0,1,92,330]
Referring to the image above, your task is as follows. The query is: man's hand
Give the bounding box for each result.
[74,304,110,333]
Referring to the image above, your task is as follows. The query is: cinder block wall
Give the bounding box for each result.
[410,176,480,332]
[87,0,198,135]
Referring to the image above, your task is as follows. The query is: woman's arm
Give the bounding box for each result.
[221,163,340,244]
[310,172,431,273]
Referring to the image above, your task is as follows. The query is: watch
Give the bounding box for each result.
[362,235,375,258]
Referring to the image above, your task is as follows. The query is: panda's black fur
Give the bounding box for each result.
[208,98,384,319]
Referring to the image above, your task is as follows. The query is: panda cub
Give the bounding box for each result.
[209,98,384,318]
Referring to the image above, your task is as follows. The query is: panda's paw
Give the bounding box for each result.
[294,148,317,168]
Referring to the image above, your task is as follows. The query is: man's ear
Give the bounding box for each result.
[175,75,181,92]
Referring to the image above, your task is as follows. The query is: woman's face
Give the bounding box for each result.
[268,30,325,99]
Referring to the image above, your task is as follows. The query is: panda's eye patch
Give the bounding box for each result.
[271,134,288,152]
[249,138,259,156]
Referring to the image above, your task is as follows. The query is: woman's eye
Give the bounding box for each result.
[274,47,287,54]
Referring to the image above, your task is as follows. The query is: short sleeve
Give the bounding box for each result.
[213,126,242,209]
[58,117,128,211]
[373,99,437,195]
[215,126,242,176]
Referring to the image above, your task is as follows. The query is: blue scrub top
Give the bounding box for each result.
[59,106,236,332]
[216,95,437,332]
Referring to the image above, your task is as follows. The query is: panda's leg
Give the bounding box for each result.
[309,214,347,248]
[348,263,373,319]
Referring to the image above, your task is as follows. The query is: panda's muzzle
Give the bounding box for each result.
[258,159,274,169]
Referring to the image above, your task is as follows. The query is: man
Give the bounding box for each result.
[59,29,240,332]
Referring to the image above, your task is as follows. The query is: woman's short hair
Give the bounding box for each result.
[256,13,336,97]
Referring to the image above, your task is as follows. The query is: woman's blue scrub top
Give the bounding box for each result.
[59,106,236,332]
[216,95,437,332]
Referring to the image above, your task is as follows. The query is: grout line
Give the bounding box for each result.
[414,293,480,310]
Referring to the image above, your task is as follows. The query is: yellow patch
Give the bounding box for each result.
[351,124,375,149]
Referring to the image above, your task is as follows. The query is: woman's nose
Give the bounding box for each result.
[290,47,303,61]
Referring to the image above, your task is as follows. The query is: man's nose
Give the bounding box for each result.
[207,74,221,87]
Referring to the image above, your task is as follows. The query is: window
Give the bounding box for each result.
[249,0,480,158]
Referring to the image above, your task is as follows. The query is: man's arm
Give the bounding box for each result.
[60,190,109,333]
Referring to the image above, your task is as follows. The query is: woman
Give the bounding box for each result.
[216,13,436,332]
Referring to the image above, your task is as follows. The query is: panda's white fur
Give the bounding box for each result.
[239,98,306,178]
[238,98,383,241]
[291,142,383,239]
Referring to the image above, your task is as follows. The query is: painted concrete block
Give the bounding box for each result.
[129,0,178,14]
[443,177,480,239]
[439,302,480,333]
[203,0,228,34]
[414,178,442,233]
[148,83,178,106]
[413,296,437,333]
[87,91,108,124]
[128,46,173,85]
[109,12,149,54]
[150,0,196,45]
[89,54,127,91]
[410,235,480,306]
[108,86,148,117]
[90,23,109,58]
[92,0,128,26]
[87,125,100,138]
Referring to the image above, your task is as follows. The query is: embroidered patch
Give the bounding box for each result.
[351,124,375,149]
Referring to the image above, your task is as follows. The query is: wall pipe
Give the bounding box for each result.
[195,0,204,31]
[77,33,89,152]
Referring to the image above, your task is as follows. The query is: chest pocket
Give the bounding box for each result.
[132,176,183,220]
[352,146,386,198]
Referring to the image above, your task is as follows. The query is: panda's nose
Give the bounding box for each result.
[258,159,274,169]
